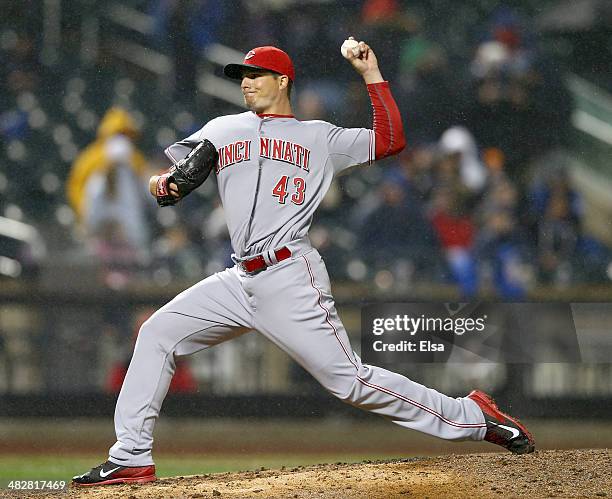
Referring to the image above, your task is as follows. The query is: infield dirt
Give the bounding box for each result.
[6,449,611,499]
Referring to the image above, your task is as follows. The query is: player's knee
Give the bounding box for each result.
[138,318,156,338]
[135,317,166,351]
[328,375,361,405]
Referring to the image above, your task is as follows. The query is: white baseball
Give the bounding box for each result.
[341,38,360,59]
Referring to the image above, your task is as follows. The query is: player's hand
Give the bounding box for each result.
[149,175,179,197]
[149,175,158,197]
[344,38,384,84]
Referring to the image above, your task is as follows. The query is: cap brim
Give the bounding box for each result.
[223,63,269,80]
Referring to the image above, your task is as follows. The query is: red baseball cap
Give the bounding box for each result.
[224,46,295,82]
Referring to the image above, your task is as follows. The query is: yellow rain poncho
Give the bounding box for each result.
[66,107,147,221]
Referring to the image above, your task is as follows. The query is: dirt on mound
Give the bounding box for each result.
[11,449,612,499]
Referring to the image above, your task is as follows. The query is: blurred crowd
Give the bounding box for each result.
[1,0,611,297]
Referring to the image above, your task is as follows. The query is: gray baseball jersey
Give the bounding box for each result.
[108,111,486,467]
[164,112,374,258]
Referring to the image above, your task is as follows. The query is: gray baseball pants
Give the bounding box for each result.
[109,247,486,466]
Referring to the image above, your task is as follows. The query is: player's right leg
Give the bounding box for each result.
[251,249,533,453]
[250,250,487,442]
[73,266,254,486]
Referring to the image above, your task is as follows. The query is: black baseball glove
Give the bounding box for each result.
[156,139,218,207]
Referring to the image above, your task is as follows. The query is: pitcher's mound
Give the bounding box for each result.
[64,449,612,498]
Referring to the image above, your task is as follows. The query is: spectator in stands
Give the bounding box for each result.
[477,162,519,221]
[476,209,530,299]
[528,167,581,224]
[438,126,488,194]
[429,187,477,298]
[528,166,580,284]
[359,170,438,276]
[537,188,579,285]
[395,146,435,203]
[66,107,152,266]
[474,175,531,300]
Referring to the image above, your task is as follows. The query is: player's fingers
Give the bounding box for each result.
[358,41,370,59]
[169,182,180,197]
[149,175,160,195]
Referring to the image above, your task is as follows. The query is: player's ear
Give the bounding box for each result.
[278,75,289,93]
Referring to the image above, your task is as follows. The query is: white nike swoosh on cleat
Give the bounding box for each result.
[490,422,521,439]
[99,467,121,478]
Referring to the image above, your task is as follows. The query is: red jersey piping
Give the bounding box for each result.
[256,113,295,118]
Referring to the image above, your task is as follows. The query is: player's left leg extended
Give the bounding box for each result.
[250,249,487,442]
[73,267,255,486]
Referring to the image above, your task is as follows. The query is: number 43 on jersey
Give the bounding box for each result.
[272,176,306,205]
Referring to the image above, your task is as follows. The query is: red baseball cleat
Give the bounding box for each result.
[468,389,535,454]
[72,460,156,486]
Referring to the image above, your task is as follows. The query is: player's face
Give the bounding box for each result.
[241,71,285,113]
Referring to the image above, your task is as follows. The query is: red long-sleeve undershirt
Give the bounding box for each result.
[367,81,406,160]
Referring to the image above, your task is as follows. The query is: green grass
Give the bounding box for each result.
[0,453,399,483]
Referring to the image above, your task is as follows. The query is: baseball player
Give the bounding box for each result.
[73,40,534,486]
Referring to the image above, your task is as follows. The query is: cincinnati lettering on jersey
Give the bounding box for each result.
[216,140,251,173]
[260,137,310,172]
[215,138,311,174]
